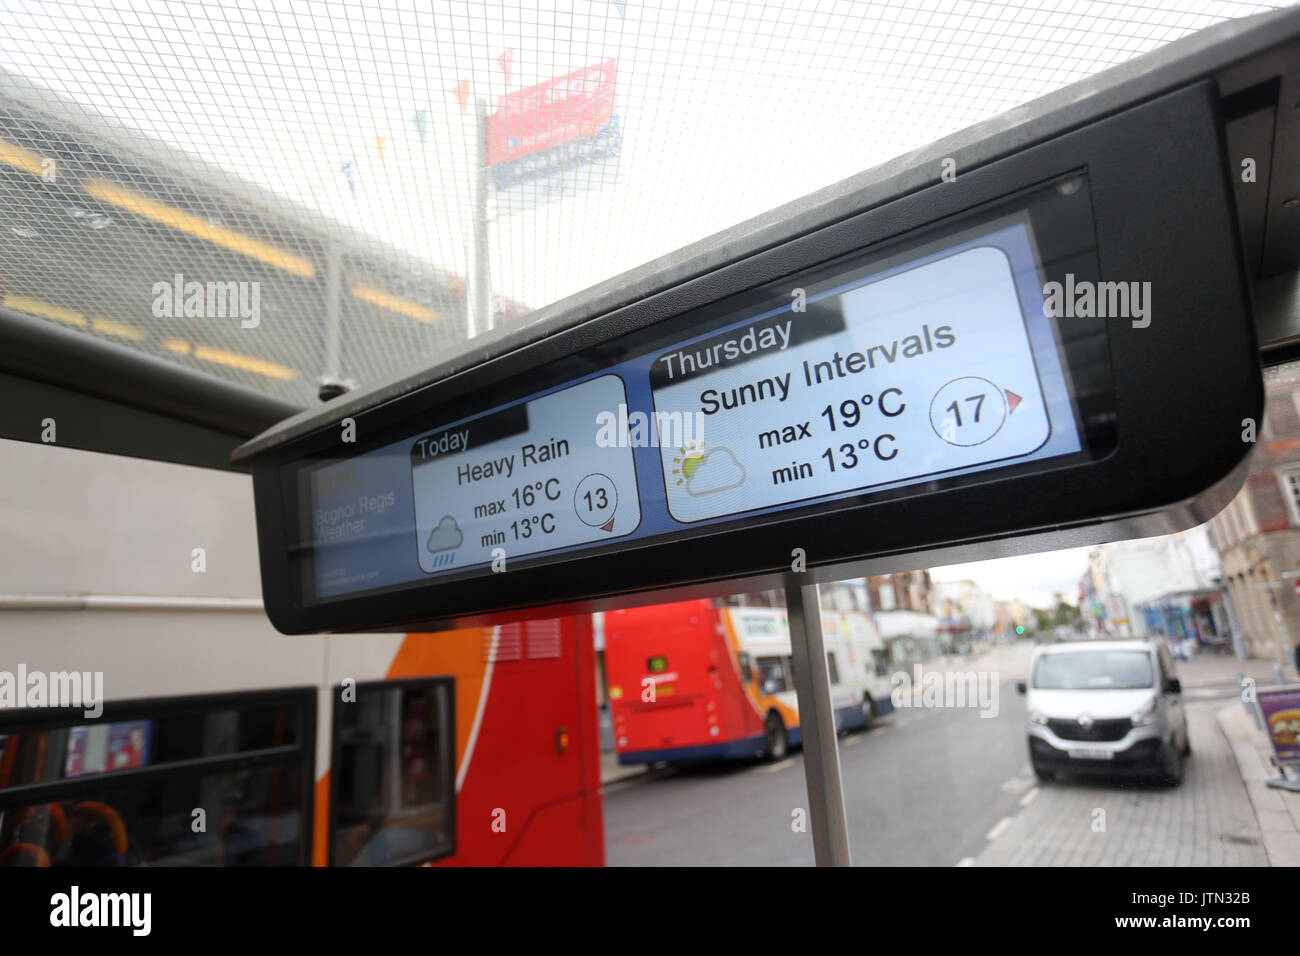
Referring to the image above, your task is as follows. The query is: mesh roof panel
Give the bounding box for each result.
[0,0,1290,407]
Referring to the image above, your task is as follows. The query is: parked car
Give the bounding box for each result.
[1016,639,1189,784]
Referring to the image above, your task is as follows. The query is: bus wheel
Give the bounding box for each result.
[861,696,875,731]
[764,712,788,761]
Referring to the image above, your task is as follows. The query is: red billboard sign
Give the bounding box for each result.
[487,58,616,166]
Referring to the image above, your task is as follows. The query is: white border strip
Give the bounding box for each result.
[456,625,498,793]
[0,594,264,611]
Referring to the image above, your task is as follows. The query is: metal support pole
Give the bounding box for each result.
[1265,579,1292,670]
[468,95,492,338]
[323,243,342,381]
[1218,576,1248,659]
[785,578,852,866]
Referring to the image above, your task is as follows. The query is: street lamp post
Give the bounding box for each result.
[468,96,492,339]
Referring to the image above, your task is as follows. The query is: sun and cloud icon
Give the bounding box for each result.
[672,442,746,497]
[671,441,707,486]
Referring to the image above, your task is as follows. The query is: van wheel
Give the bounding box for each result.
[1181,726,1192,757]
[764,712,788,761]
[861,695,875,731]
[1160,740,1184,786]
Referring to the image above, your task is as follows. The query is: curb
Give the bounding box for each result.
[1180,676,1248,688]
[1181,665,1298,689]
[1216,704,1300,867]
[600,765,651,786]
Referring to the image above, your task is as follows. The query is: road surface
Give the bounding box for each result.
[602,642,1267,866]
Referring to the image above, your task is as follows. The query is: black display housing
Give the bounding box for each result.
[238,82,1261,633]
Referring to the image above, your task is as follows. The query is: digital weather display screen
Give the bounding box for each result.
[648,243,1053,523]
[295,179,1106,605]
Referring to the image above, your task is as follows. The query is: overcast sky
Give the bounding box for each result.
[930,546,1096,609]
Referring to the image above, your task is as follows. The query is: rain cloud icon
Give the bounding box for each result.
[426,515,463,553]
[685,447,746,497]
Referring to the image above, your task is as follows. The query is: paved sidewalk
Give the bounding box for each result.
[1176,653,1295,688]
[973,701,1267,866]
[967,649,1300,866]
[1217,703,1300,867]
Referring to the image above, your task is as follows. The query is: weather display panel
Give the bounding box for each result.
[650,244,1055,522]
[409,374,641,572]
[294,178,1109,605]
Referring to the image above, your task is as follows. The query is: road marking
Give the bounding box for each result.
[913,711,930,721]
[758,757,795,773]
[985,817,1014,842]
[1019,786,1040,807]
[955,857,976,867]
[1001,776,1033,794]
[870,727,888,736]
[844,735,862,746]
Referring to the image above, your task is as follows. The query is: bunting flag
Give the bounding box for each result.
[611,1,626,16]
[496,49,515,86]
[410,110,429,143]
[339,158,358,194]
[454,79,471,112]
[374,134,388,165]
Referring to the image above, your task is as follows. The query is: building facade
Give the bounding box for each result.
[1207,365,1300,666]
[931,578,998,649]
[1078,527,1229,645]
[866,571,941,661]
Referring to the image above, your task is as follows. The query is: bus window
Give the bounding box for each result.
[331,679,454,867]
[737,652,754,684]
[756,657,788,695]
[872,649,891,679]
[0,689,313,867]
[827,652,841,685]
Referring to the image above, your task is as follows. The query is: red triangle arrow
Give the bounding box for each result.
[601,517,615,532]
[1006,389,1022,414]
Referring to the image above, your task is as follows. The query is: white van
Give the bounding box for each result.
[1016,639,1189,784]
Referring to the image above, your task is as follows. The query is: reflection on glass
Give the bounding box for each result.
[0,766,302,866]
[1033,651,1154,690]
[332,681,453,866]
[0,695,310,866]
